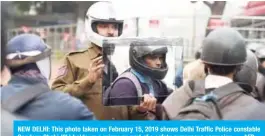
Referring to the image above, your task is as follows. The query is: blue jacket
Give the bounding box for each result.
[1,75,95,120]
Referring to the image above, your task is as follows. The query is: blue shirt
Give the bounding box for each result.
[131,69,155,96]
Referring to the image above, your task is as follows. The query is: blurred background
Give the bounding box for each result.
[3,0,265,85]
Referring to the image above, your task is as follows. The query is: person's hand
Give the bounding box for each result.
[137,93,157,113]
[87,56,104,83]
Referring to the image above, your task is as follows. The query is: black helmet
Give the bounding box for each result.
[234,49,258,92]
[129,41,168,80]
[247,42,264,53]
[201,28,247,66]
[255,46,265,59]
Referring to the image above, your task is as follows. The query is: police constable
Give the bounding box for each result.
[51,1,128,120]
[161,28,261,120]
[1,34,95,120]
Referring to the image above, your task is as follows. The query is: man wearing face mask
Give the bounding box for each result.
[51,1,127,120]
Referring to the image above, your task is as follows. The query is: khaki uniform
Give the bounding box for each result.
[51,44,154,120]
[183,59,206,84]
[161,81,260,120]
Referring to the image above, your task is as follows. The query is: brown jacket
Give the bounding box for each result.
[161,81,260,120]
[51,44,153,120]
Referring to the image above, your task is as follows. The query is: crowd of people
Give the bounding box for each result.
[1,2,265,132]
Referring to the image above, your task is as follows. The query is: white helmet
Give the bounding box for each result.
[85,1,124,47]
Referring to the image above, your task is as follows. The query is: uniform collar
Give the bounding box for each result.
[205,74,233,89]
[88,43,102,59]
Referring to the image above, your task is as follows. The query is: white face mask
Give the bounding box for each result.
[6,50,51,80]
[35,57,51,80]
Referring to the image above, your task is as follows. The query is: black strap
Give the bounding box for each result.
[2,83,48,113]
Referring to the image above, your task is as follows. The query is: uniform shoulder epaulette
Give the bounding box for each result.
[67,49,87,56]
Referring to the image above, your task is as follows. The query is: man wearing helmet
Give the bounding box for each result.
[160,28,260,120]
[51,1,128,120]
[1,34,95,120]
[104,41,172,120]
